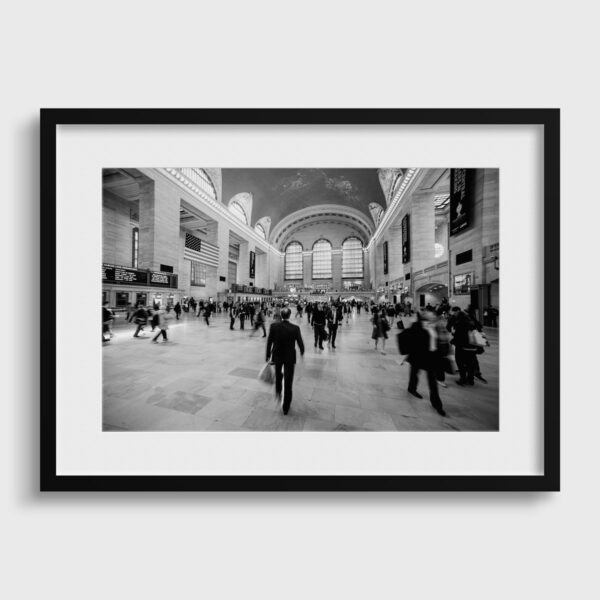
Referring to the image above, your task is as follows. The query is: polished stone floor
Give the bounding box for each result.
[103,310,499,432]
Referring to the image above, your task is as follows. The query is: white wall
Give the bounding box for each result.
[3,3,593,600]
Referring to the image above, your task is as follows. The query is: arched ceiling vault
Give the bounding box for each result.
[221,168,389,230]
[270,205,374,251]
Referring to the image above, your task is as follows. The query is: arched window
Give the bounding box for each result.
[178,168,218,201]
[312,239,332,279]
[131,227,139,269]
[229,201,248,225]
[285,242,303,280]
[255,223,267,240]
[342,237,363,278]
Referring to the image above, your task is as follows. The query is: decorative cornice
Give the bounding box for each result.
[159,168,284,257]
[366,168,420,251]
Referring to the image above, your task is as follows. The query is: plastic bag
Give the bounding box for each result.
[473,330,487,347]
[258,362,275,384]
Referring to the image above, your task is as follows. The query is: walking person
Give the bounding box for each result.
[203,304,211,326]
[152,306,172,343]
[326,302,341,349]
[423,308,451,388]
[306,302,313,326]
[129,304,148,337]
[102,301,114,342]
[174,302,181,320]
[371,308,389,353]
[239,304,246,330]
[387,303,395,326]
[251,304,267,337]
[449,310,478,386]
[266,307,305,415]
[312,302,326,349]
[404,313,446,416]
[229,303,237,330]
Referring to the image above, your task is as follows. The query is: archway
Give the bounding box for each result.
[415,282,449,308]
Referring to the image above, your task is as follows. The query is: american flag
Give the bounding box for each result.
[184,233,219,268]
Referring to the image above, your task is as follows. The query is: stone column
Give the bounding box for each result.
[238,241,250,288]
[387,224,404,284]
[215,221,232,293]
[254,251,268,289]
[332,249,342,292]
[303,251,312,287]
[410,191,436,272]
[138,177,180,272]
[138,179,156,270]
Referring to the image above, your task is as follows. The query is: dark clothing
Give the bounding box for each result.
[153,329,167,342]
[328,323,338,347]
[253,310,266,336]
[266,320,305,365]
[409,359,443,412]
[312,308,326,348]
[405,321,444,413]
[450,313,478,384]
[266,320,305,412]
[326,307,341,348]
[130,307,148,337]
[274,362,295,410]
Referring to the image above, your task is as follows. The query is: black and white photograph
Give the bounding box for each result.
[102,167,499,432]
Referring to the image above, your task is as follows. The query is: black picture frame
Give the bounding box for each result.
[41,108,560,492]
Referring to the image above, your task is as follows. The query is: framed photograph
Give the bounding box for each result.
[41,108,560,492]
[453,272,474,295]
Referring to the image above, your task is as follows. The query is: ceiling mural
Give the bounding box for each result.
[221,168,390,230]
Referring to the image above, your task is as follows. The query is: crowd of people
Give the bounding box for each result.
[103,295,493,419]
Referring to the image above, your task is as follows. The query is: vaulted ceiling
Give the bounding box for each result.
[221,168,388,230]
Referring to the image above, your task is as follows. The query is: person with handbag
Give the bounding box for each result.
[266,307,305,415]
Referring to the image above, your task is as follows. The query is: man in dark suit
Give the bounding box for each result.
[266,307,305,415]
[312,302,327,349]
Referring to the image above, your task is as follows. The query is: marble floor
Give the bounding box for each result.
[103,310,499,432]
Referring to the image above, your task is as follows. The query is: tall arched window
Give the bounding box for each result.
[229,200,248,225]
[255,223,267,240]
[285,242,303,280]
[312,239,332,279]
[342,237,363,278]
[131,227,139,269]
